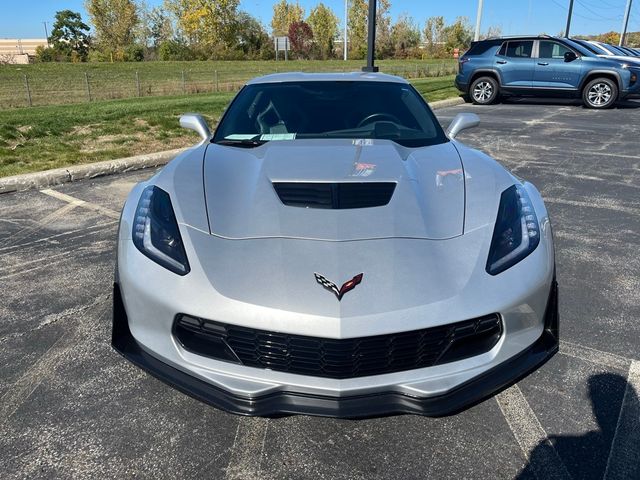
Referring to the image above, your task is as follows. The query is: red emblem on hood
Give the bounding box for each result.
[314,273,363,301]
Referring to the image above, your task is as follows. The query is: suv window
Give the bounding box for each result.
[539,41,572,59]
[506,41,533,58]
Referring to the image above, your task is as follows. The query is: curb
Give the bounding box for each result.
[430,97,466,110]
[0,148,185,194]
[0,97,466,195]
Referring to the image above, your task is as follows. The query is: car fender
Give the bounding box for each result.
[578,69,624,92]
[469,68,504,88]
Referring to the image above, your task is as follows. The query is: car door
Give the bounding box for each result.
[533,40,583,89]
[495,40,534,87]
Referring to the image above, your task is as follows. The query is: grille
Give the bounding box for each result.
[272,182,396,209]
[173,314,502,379]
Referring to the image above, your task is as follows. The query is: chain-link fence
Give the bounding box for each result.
[0,61,458,109]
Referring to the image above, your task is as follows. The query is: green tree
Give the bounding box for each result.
[390,13,420,58]
[424,16,445,57]
[236,12,270,58]
[443,16,473,54]
[271,0,305,37]
[165,0,240,52]
[347,0,391,59]
[308,3,339,59]
[49,10,91,61]
[85,0,139,52]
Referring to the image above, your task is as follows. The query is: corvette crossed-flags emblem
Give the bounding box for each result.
[314,273,364,301]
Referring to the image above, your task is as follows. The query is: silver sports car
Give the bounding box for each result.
[113,72,558,418]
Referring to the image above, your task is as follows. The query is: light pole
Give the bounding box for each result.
[344,0,348,61]
[362,0,378,72]
[565,0,574,37]
[43,21,49,47]
[619,0,633,46]
[474,0,484,42]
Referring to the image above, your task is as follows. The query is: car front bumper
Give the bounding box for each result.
[112,278,558,418]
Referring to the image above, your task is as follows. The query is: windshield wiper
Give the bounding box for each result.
[215,138,268,148]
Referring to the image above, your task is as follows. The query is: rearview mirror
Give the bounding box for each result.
[446,113,480,139]
[564,51,577,62]
[180,114,211,141]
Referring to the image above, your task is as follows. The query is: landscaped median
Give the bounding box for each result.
[0,75,462,191]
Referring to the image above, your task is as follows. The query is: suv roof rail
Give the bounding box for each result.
[485,34,554,40]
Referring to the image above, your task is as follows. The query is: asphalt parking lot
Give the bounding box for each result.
[1,98,639,479]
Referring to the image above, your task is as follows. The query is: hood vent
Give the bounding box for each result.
[273,182,396,209]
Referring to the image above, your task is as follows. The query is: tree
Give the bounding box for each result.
[308,3,339,59]
[236,12,270,58]
[424,16,445,57]
[443,16,473,55]
[165,0,240,52]
[595,31,621,45]
[390,14,420,58]
[86,0,139,52]
[271,0,305,37]
[141,5,174,47]
[288,21,313,59]
[481,25,502,40]
[49,10,91,61]
[347,0,391,59]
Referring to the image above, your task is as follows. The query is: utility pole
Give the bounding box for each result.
[619,0,633,46]
[344,0,348,61]
[474,0,484,42]
[565,0,574,37]
[43,21,49,47]
[362,0,378,72]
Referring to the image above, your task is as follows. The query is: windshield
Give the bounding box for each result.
[562,38,594,56]
[212,81,448,148]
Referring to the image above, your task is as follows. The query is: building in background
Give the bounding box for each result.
[0,39,47,64]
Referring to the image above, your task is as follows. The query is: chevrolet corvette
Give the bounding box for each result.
[112,72,558,418]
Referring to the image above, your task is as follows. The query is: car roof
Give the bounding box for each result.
[246,72,408,85]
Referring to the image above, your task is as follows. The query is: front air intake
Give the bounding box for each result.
[273,182,396,209]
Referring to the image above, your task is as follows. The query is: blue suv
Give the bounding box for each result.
[455,36,640,108]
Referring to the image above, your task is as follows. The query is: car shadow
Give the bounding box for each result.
[500,97,640,109]
[517,372,639,480]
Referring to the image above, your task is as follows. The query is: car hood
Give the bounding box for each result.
[202,139,465,241]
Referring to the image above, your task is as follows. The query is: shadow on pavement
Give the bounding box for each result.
[518,373,638,480]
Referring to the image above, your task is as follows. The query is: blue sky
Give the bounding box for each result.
[1,0,639,39]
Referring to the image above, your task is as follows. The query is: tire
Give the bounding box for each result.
[469,76,499,105]
[582,77,618,109]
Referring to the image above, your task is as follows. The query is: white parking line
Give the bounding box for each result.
[545,198,640,216]
[0,299,109,427]
[560,340,630,372]
[224,417,269,480]
[496,385,572,480]
[2,202,80,247]
[603,361,640,480]
[40,188,121,219]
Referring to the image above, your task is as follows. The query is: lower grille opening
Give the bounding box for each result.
[173,314,503,379]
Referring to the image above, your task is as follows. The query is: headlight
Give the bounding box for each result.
[486,184,540,275]
[132,185,190,275]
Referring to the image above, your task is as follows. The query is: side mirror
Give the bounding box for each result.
[564,51,577,62]
[180,113,211,141]
[446,113,480,139]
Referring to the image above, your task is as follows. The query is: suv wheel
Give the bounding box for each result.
[470,76,499,105]
[582,78,618,109]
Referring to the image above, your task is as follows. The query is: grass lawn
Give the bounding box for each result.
[0,75,459,178]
